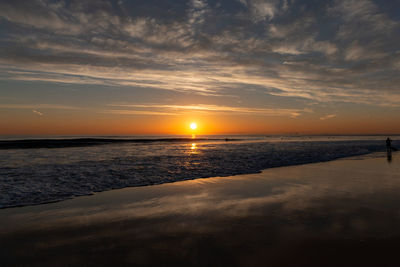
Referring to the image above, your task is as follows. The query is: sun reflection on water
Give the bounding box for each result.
[188,143,199,155]
[191,143,197,150]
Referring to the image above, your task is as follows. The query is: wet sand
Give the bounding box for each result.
[1,152,400,266]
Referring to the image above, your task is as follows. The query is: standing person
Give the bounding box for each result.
[386,137,393,162]
[386,137,392,152]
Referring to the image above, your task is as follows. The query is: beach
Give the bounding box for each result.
[1,152,400,266]
[2,0,399,265]
[2,0,400,265]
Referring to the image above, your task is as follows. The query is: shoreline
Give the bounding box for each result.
[1,152,400,266]
[0,150,387,210]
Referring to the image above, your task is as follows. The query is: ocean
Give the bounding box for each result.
[0,135,398,208]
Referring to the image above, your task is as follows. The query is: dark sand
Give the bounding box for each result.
[1,152,400,266]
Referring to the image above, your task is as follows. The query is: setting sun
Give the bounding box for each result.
[190,122,197,130]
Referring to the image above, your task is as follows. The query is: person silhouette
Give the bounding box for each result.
[386,137,392,162]
[386,137,392,152]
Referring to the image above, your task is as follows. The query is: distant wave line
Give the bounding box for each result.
[0,138,240,149]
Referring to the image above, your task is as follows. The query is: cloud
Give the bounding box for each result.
[0,0,399,110]
[103,110,178,116]
[0,104,83,110]
[32,110,43,116]
[241,0,291,22]
[320,114,337,121]
[108,103,306,118]
[252,1,276,21]
[189,0,209,27]
[344,41,387,61]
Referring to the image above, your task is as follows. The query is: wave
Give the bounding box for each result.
[0,139,394,209]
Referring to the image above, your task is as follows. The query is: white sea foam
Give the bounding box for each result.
[0,136,395,208]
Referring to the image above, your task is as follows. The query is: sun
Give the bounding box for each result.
[190,122,197,130]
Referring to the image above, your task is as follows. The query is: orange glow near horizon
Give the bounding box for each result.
[2,110,400,136]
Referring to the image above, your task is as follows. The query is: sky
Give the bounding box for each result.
[1,0,400,135]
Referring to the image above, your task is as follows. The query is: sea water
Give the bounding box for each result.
[0,135,398,208]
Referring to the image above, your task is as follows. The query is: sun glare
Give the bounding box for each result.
[190,122,197,130]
